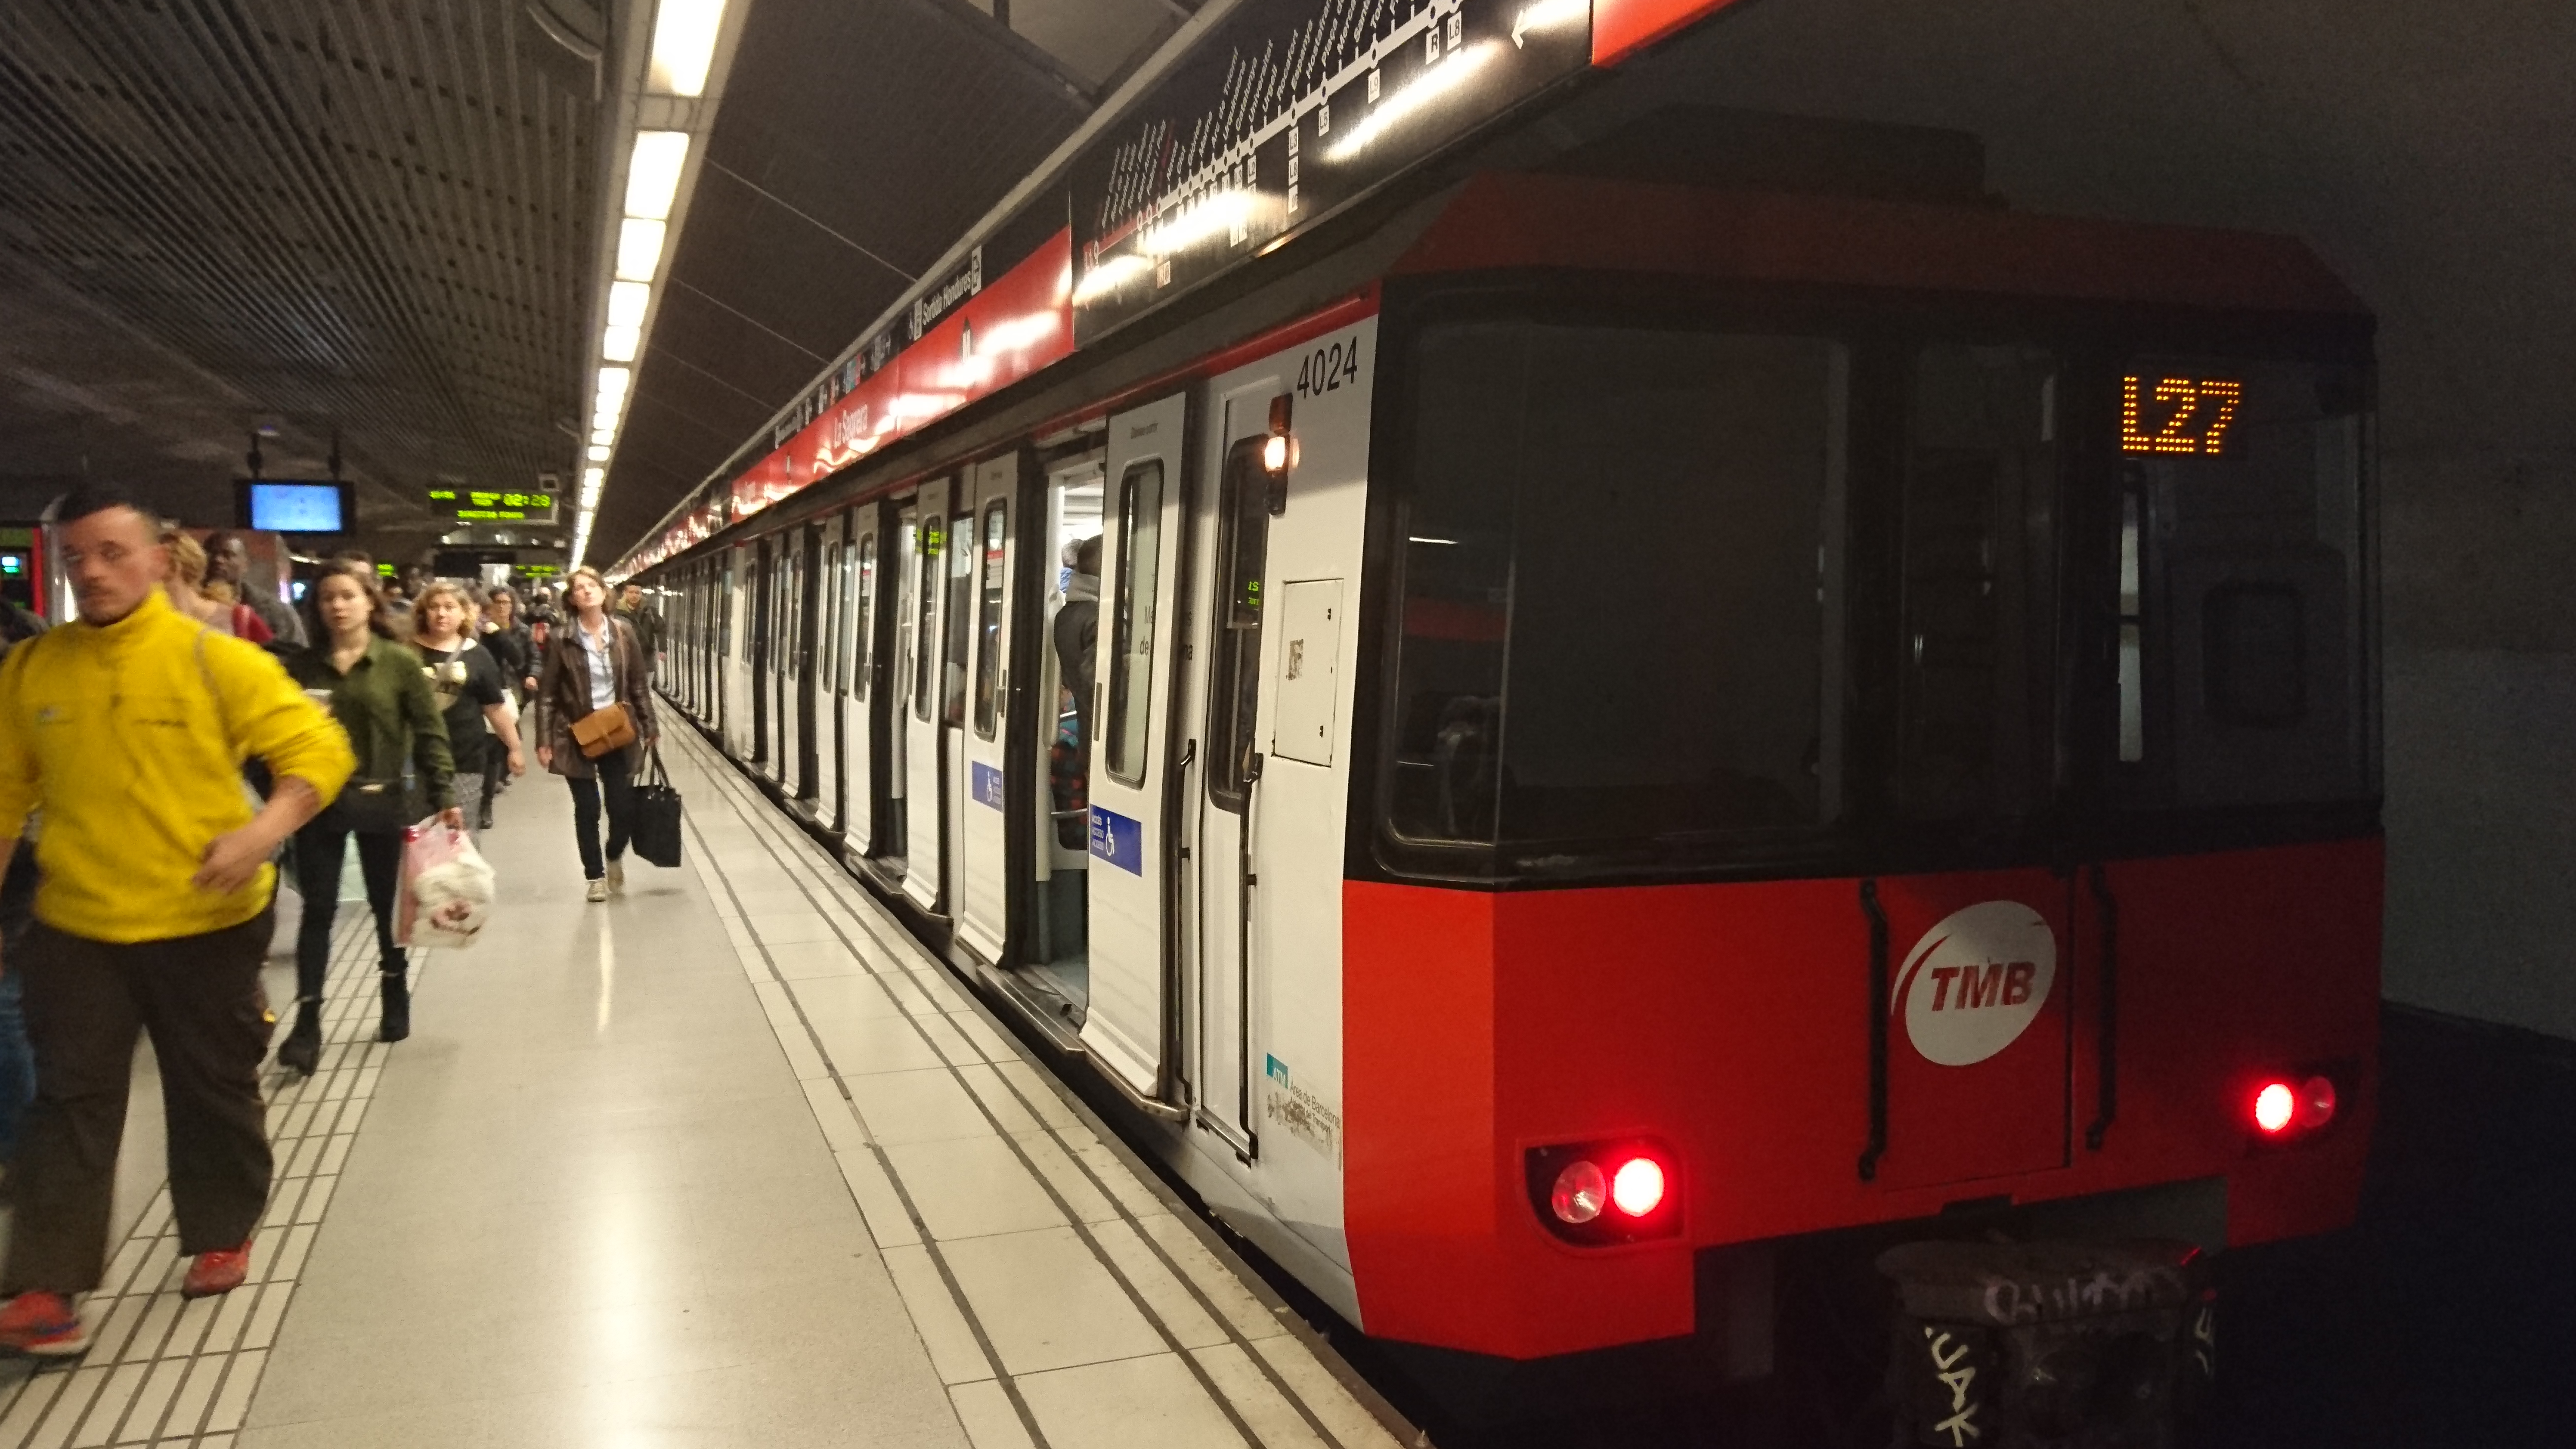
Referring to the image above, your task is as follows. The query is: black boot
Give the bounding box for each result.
[476,802,495,831]
[277,1000,322,1075]
[379,970,411,1043]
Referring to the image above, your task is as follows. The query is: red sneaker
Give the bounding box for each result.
[182,1244,251,1299]
[0,1291,86,1356]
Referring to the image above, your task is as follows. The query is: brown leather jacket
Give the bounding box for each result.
[531,613,656,779]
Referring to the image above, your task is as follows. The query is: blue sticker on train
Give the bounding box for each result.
[971,762,1004,810]
[1089,806,1143,875]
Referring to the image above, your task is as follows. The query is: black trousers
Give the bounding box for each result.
[567,749,634,880]
[3,911,275,1293]
[292,820,405,1001]
[477,734,504,813]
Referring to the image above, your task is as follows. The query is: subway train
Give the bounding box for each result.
[631,156,2381,1412]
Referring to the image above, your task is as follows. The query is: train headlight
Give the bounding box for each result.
[1549,1161,1606,1224]
[1525,1140,1681,1245]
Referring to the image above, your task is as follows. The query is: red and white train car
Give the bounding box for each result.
[644,162,2379,1395]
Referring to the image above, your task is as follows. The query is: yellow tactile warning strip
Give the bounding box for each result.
[0,907,402,1448]
[668,726,1417,1449]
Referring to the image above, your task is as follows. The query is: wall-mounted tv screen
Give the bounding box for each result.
[235,480,352,533]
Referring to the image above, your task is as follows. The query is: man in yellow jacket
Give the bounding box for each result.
[0,486,352,1357]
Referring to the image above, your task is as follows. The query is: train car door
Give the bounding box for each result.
[954,455,1018,961]
[900,479,952,910]
[750,540,775,774]
[1180,384,1284,1153]
[725,546,750,756]
[886,505,921,867]
[1082,394,1188,1098]
[815,517,844,825]
[781,533,805,795]
[840,509,879,852]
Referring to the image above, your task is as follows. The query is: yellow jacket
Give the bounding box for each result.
[0,590,354,942]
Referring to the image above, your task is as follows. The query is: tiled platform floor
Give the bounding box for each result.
[0,726,1408,1448]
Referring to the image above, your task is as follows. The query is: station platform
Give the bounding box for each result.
[0,726,1410,1449]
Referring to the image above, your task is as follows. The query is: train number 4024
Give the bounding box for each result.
[1296,336,1362,398]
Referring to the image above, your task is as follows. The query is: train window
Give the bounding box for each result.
[1386,319,1842,864]
[1207,436,1273,814]
[847,532,870,700]
[913,517,938,722]
[2112,358,2371,808]
[1895,345,2061,825]
[822,541,842,694]
[944,509,975,727]
[973,501,1008,738]
[1104,459,1166,786]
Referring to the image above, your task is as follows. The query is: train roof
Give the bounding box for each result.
[1395,171,2370,318]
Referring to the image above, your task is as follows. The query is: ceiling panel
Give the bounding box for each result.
[0,0,601,551]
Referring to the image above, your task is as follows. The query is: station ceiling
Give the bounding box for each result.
[0,0,1178,562]
[588,0,1182,565]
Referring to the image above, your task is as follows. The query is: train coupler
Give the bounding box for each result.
[1878,1239,2215,1449]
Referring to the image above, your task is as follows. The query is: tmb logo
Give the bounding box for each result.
[1895,901,2057,1066]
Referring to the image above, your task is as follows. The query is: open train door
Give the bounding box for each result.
[1081,394,1188,1099]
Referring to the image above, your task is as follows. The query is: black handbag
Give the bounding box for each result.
[630,746,684,867]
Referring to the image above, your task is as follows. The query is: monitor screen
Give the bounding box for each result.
[240,481,348,533]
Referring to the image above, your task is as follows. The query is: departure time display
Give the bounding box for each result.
[2121,374,2243,456]
[428,486,557,523]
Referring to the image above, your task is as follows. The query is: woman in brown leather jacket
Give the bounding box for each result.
[531,567,657,902]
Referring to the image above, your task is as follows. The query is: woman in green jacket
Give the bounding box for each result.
[279,560,458,1071]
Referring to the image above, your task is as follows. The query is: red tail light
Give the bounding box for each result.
[1526,1140,1681,1246]
[2250,1074,2339,1139]
[1610,1157,1667,1217]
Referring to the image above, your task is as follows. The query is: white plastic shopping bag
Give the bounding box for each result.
[396,819,497,949]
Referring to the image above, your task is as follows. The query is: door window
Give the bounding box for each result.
[1895,345,2061,825]
[944,509,975,727]
[913,516,939,722]
[822,541,842,694]
[973,501,1009,739]
[1207,436,1272,813]
[1105,459,1166,786]
[851,533,874,700]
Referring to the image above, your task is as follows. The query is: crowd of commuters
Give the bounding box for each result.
[0,494,665,1356]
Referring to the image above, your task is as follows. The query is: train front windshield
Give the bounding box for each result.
[1381,313,2375,881]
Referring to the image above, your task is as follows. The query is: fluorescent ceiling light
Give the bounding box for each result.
[584,467,605,488]
[592,427,617,446]
[607,280,651,328]
[616,218,667,282]
[587,445,611,461]
[597,365,631,396]
[626,131,690,220]
[649,0,724,98]
[602,325,640,363]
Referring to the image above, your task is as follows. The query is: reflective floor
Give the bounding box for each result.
[0,729,1406,1449]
